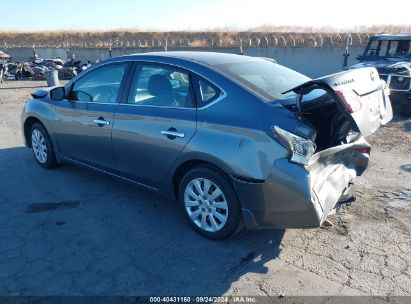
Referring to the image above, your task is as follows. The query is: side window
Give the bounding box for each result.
[195,78,222,108]
[387,41,399,56]
[377,40,389,56]
[70,64,127,103]
[128,65,194,108]
[396,40,410,55]
[367,40,379,56]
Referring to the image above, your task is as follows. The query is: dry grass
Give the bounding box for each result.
[250,24,411,33]
[0,25,409,49]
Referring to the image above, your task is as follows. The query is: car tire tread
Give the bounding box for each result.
[30,123,58,169]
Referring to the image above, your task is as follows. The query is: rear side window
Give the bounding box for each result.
[193,77,222,108]
[127,65,194,108]
[70,64,128,103]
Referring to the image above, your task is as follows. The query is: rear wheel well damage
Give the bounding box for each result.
[172,160,233,200]
[24,117,44,147]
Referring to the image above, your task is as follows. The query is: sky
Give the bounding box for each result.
[0,0,410,31]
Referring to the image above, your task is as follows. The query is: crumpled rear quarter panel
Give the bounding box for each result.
[236,137,371,229]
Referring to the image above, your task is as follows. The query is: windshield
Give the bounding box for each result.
[364,39,411,59]
[215,59,310,101]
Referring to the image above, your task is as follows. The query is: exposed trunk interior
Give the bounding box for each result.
[284,67,393,149]
[300,97,354,152]
[284,94,355,152]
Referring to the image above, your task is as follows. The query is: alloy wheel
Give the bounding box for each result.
[184,178,228,232]
[31,129,48,164]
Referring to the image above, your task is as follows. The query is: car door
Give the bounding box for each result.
[289,67,393,137]
[53,62,130,170]
[111,63,197,189]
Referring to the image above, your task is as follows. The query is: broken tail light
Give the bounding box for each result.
[272,126,316,166]
[336,90,362,113]
[358,147,370,154]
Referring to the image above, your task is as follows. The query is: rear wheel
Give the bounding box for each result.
[30,123,57,169]
[179,165,241,240]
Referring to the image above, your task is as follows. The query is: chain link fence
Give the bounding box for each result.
[0,32,373,49]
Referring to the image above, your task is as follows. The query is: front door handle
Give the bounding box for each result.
[161,130,185,139]
[93,118,110,126]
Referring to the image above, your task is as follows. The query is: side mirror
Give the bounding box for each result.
[50,86,65,101]
[356,55,362,61]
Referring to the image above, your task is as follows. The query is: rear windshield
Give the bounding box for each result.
[214,59,310,101]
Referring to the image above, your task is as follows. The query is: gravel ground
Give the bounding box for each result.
[0,80,410,297]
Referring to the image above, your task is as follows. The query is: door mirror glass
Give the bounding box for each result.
[50,86,65,101]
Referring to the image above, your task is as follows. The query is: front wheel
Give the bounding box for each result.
[30,123,57,169]
[179,166,241,240]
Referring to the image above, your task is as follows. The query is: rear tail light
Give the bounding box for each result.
[358,147,370,154]
[272,126,316,166]
[336,90,362,113]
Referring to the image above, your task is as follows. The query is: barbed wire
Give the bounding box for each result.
[0,33,374,49]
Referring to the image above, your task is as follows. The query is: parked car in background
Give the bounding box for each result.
[350,34,411,116]
[22,52,392,239]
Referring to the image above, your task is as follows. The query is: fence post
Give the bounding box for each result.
[343,34,353,69]
[239,38,243,55]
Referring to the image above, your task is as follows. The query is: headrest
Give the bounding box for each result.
[148,74,172,97]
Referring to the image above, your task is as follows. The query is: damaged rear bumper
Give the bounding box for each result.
[234,136,370,230]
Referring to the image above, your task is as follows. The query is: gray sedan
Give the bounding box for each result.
[22,52,393,239]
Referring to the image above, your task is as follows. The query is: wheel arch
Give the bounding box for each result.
[171,159,234,201]
[23,116,46,147]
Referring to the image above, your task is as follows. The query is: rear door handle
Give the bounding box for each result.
[161,130,185,139]
[93,119,110,126]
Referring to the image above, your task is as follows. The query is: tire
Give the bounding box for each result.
[178,165,241,240]
[30,123,57,169]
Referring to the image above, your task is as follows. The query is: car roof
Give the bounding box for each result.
[372,34,411,40]
[118,51,259,66]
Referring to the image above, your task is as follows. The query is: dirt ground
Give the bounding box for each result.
[0,80,410,298]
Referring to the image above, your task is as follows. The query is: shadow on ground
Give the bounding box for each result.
[0,147,284,296]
